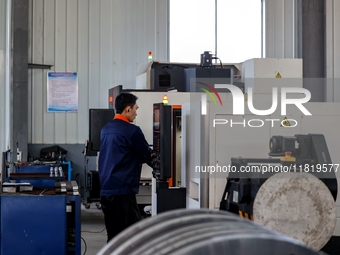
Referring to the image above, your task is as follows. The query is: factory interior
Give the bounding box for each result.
[1,0,340,254]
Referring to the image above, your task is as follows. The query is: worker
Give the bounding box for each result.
[98,92,154,242]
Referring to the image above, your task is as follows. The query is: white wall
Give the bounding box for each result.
[27,0,169,144]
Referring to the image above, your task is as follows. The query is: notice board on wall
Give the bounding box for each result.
[47,72,78,112]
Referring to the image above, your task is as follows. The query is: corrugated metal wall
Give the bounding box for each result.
[5,0,340,146]
[264,0,297,58]
[0,0,8,154]
[28,0,168,144]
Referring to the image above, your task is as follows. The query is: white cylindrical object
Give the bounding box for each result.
[97,208,320,255]
[253,172,336,251]
[59,166,63,177]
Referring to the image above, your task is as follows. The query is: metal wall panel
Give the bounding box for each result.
[77,0,89,143]
[30,0,44,144]
[332,0,340,102]
[0,0,11,156]
[0,0,7,153]
[264,0,297,58]
[325,0,334,102]
[283,0,296,57]
[325,0,340,102]
[43,0,56,143]
[28,0,169,144]
[65,0,78,143]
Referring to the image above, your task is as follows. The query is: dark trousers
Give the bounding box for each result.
[101,194,141,242]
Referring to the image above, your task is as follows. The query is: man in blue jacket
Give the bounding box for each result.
[98,92,154,242]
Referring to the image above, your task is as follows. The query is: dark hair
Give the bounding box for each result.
[115,93,138,114]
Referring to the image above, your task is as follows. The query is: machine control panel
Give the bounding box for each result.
[152,103,172,180]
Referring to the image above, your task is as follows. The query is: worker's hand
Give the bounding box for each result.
[152,170,160,179]
[147,157,158,169]
[151,153,156,158]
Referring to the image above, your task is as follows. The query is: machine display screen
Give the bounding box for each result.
[154,108,160,130]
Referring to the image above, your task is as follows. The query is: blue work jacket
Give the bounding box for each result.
[98,118,152,196]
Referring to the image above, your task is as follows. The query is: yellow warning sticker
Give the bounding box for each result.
[276,72,282,78]
[281,117,291,127]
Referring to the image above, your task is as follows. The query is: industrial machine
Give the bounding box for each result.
[0,151,81,255]
[103,57,340,253]
[82,108,115,209]
[220,133,338,252]
[2,146,73,190]
[135,57,237,92]
[179,58,340,254]
[106,53,238,214]
[151,103,186,214]
[108,86,202,214]
[88,55,232,209]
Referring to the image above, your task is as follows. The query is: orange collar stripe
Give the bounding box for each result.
[114,114,130,123]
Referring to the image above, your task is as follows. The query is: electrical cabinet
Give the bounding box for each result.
[0,194,81,255]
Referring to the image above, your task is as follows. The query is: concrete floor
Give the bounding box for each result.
[81,204,107,255]
[80,202,151,255]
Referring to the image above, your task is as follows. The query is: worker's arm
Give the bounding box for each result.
[131,127,153,164]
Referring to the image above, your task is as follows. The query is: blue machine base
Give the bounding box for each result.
[0,194,81,255]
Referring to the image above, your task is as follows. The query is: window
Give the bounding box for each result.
[169,0,215,63]
[170,0,262,63]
